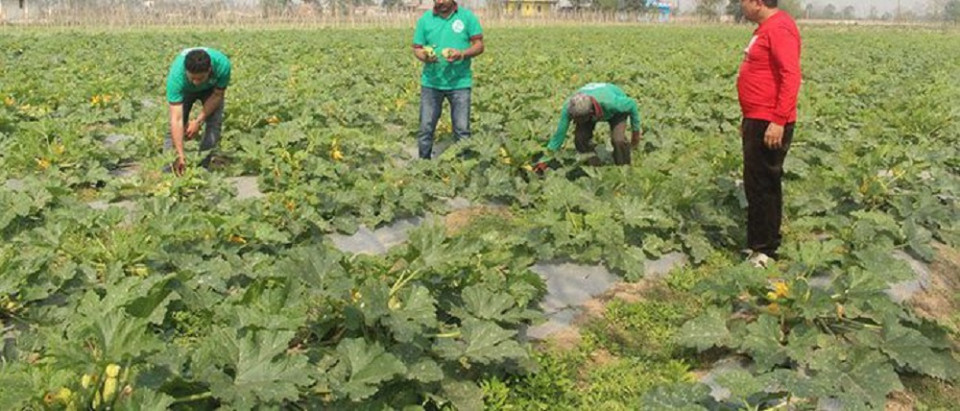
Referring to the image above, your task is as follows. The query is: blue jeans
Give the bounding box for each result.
[417,86,471,159]
[164,88,224,153]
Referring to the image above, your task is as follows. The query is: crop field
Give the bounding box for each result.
[1,24,959,410]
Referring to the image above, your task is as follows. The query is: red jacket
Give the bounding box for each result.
[737,10,802,125]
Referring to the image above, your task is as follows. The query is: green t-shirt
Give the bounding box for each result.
[165,47,232,104]
[412,7,483,90]
[547,83,642,151]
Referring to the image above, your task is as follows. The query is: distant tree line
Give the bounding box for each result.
[694,0,960,23]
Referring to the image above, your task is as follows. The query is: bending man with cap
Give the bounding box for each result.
[537,83,642,168]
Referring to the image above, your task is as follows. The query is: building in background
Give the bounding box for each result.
[504,0,557,16]
[0,0,28,22]
[647,0,672,22]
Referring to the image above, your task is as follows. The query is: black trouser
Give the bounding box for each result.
[573,113,631,166]
[742,118,794,258]
[164,88,225,153]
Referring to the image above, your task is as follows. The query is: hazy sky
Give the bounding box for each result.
[678,0,929,17]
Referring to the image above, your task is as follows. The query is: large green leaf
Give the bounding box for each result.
[814,348,903,408]
[680,231,713,264]
[440,379,484,411]
[358,283,391,327]
[406,358,444,383]
[125,275,179,325]
[880,322,960,380]
[284,246,353,297]
[786,239,844,273]
[852,247,914,284]
[384,285,437,343]
[202,330,311,410]
[760,369,832,399]
[124,389,177,411]
[90,311,164,363]
[232,277,309,331]
[463,318,528,365]
[331,338,407,401]
[53,289,164,366]
[782,325,822,367]
[639,382,711,410]
[459,285,517,321]
[676,307,732,352]
[436,318,527,365]
[0,363,37,410]
[713,368,767,404]
[903,219,936,261]
[738,315,788,371]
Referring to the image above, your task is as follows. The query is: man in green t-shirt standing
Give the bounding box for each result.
[164,47,231,175]
[412,0,484,159]
[537,83,642,168]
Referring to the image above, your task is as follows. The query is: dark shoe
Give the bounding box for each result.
[199,153,213,169]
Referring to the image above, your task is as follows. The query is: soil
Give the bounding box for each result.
[443,205,512,236]
[908,243,960,330]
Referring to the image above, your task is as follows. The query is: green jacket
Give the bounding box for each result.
[547,83,641,151]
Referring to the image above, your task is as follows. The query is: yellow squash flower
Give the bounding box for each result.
[771,281,789,298]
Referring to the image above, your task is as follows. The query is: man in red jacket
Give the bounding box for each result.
[737,0,801,267]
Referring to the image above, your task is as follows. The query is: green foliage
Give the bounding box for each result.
[674,249,960,408]
[0,25,959,409]
[583,295,700,359]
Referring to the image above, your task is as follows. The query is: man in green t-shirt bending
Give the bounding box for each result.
[536,83,643,168]
[164,47,231,175]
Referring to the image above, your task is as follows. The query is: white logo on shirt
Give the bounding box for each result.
[744,35,758,55]
[452,20,465,33]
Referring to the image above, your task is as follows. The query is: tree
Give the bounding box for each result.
[868,6,879,20]
[261,0,291,17]
[947,0,960,22]
[805,3,816,18]
[726,0,744,22]
[841,5,855,19]
[381,0,402,10]
[927,0,947,20]
[778,0,803,18]
[696,0,724,20]
[822,3,836,19]
[721,0,802,20]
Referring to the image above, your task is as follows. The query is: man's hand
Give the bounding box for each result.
[173,155,186,177]
[764,123,785,150]
[529,151,551,174]
[186,119,202,140]
[444,49,463,62]
[416,49,438,63]
[631,130,642,148]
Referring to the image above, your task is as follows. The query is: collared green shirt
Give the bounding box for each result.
[547,83,642,151]
[165,47,231,104]
[412,6,483,90]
